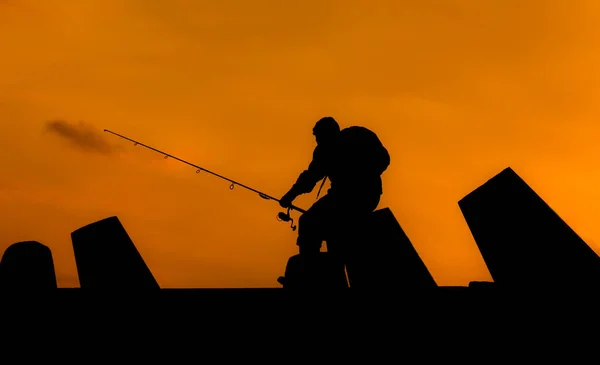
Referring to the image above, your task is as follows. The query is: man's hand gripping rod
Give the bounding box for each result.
[103,129,305,231]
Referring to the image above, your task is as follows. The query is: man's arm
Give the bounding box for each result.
[280,146,327,207]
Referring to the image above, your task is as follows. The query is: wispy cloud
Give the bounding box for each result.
[44,119,115,155]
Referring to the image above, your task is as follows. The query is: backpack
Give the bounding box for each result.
[338,126,390,176]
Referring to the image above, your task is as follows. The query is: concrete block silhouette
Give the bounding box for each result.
[458,167,600,286]
[0,241,57,289]
[71,216,160,289]
[344,208,438,289]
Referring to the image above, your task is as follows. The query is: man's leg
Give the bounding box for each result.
[296,194,335,255]
[292,194,349,288]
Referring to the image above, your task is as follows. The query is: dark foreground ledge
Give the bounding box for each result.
[4,287,594,326]
[50,287,471,293]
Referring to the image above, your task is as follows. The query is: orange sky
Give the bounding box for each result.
[2,0,600,288]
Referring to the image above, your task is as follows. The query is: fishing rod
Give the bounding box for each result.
[103,129,305,231]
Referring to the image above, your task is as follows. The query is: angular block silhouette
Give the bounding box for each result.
[71,216,160,289]
[277,252,349,290]
[458,167,600,286]
[0,241,57,289]
[344,208,438,289]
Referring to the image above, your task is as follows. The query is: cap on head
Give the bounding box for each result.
[312,117,340,137]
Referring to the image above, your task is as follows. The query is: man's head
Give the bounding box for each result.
[312,117,340,146]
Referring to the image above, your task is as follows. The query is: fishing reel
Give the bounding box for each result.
[277,207,297,231]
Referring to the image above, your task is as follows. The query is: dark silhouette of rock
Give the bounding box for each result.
[0,241,57,289]
[344,208,438,289]
[458,167,600,287]
[71,216,160,289]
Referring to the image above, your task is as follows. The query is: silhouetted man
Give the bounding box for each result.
[280,117,390,259]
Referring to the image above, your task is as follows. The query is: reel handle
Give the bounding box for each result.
[277,208,297,231]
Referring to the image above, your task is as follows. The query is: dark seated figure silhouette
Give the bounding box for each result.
[71,216,160,289]
[279,207,438,290]
[277,116,391,289]
[0,241,57,289]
